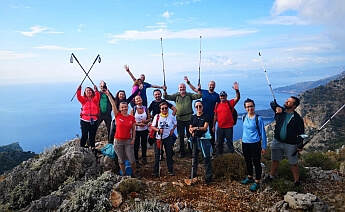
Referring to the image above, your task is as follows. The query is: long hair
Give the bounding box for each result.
[115,90,126,104]
[133,79,142,87]
[83,87,95,98]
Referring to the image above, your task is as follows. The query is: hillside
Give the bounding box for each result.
[273,70,345,95]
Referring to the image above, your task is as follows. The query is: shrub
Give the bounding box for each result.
[277,159,308,181]
[212,153,246,181]
[117,178,141,196]
[303,151,335,170]
[270,178,303,195]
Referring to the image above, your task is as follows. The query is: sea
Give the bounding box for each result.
[0,80,294,154]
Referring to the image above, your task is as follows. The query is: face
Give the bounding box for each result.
[119,102,128,113]
[178,83,186,94]
[208,81,215,92]
[85,88,93,97]
[100,84,107,92]
[154,91,162,101]
[244,102,255,113]
[138,79,143,85]
[118,92,125,100]
[140,74,145,82]
[160,104,168,115]
[284,98,296,109]
[134,96,143,105]
[195,102,203,112]
[220,95,227,102]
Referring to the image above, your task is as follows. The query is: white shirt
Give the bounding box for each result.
[152,114,177,139]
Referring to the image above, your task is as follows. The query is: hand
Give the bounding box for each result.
[170,130,174,136]
[212,127,215,133]
[162,85,167,91]
[197,84,201,89]
[232,81,239,90]
[78,85,82,90]
[261,149,266,155]
[275,107,283,114]
[94,85,98,91]
[139,84,143,90]
[124,64,130,72]
[131,138,135,145]
[184,76,189,81]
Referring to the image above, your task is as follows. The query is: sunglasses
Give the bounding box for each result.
[195,105,203,108]
[245,105,254,108]
[161,107,168,110]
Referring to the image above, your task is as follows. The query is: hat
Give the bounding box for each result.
[220,91,227,96]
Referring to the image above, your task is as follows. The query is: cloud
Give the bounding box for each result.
[108,28,256,43]
[0,50,35,60]
[19,25,63,36]
[174,0,201,6]
[161,11,173,18]
[34,46,86,51]
[248,16,308,25]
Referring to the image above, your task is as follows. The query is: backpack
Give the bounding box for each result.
[215,101,238,125]
[133,105,147,116]
[100,143,116,159]
[242,114,261,139]
[148,114,160,145]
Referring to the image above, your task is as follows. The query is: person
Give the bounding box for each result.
[109,87,141,143]
[189,100,213,185]
[130,96,151,165]
[130,78,143,108]
[163,83,202,158]
[105,90,139,178]
[184,76,220,150]
[240,98,267,192]
[124,64,163,107]
[264,97,305,187]
[97,81,114,141]
[77,85,100,152]
[151,102,177,177]
[148,89,177,118]
[213,82,240,155]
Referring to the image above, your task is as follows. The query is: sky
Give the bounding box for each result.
[1,0,345,86]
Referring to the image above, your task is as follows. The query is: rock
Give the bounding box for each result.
[110,190,122,208]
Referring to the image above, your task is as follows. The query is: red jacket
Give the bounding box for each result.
[77,89,100,121]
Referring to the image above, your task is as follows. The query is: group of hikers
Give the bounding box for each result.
[76,65,305,191]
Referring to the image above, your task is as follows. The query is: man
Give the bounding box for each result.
[264,97,305,186]
[97,80,114,141]
[148,89,177,118]
[213,82,240,155]
[163,83,202,158]
[124,64,163,107]
[184,76,220,150]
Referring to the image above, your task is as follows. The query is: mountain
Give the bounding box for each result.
[0,142,37,175]
[273,70,345,95]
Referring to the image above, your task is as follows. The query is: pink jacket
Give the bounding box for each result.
[77,89,100,121]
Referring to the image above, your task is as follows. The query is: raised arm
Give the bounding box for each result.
[232,81,240,105]
[124,64,136,82]
[106,90,118,117]
[184,76,198,93]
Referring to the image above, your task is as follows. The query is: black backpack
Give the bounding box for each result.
[215,101,238,125]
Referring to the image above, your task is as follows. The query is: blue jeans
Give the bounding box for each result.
[191,137,212,180]
[216,127,234,154]
[154,136,174,173]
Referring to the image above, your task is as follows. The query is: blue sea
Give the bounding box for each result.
[0,80,293,154]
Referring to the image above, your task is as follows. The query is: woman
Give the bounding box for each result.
[130,95,151,165]
[151,102,177,177]
[189,100,213,185]
[106,90,138,178]
[130,79,142,108]
[240,98,267,191]
[77,85,100,152]
[109,86,142,143]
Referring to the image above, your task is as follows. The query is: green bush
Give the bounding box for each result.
[270,178,303,195]
[302,151,335,170]
[277,159,308,181]
[117,178,141,196]
[212,153,246,181]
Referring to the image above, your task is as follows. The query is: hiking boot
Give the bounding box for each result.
[141,157,148,165]
[168,170,175,176]
[190,173,197,179]
[178,153,185,158]
[240,177,254,184]
[131,172,140,179]
[294,181,301,187]
[136,160,141,168]
[263,175,273,184]
[250,182,260,191]
[205,178,214,185]
[152,172,159,178]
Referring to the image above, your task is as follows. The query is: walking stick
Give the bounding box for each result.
[259,52,276,102]
[198,36,202,86]
[158,128,163,177]
[291,103,345,156]
[160,38,166,86]
[70,53,101,101]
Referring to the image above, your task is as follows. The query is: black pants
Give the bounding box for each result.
[177,120,191,155]
[154,136,174,173]
[80,119,98,148]
[242,142,262,180]
[134,129,148,160]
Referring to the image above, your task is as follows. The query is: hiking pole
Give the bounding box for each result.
[191,134,196,183]
[70,54,101,101]
[158,128,163,177]
[259,52,276,102]
[160,38,166,86]
[198,36,202,86]
[291,103,345,156]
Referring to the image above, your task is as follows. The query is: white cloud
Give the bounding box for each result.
[162,11,173,18]
[0,50,35,60]
[108,28,256,44]
[19,25,63,36]
[34,46,86,51]
[249,15,308,25]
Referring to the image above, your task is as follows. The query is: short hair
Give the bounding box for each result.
[159,102,168,108]
[244,98,255,107]
[153,89,161,94]
[194,100,203,107]
[291,96,300,108]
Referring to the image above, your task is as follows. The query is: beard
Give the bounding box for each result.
[284,103,293,109]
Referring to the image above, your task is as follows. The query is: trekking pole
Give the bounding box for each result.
[191,134,196,183]
[291,103,345,156]
[160,38,166,86]
[158,128,163,177]
[70,54,101,101]
[258,52,276,102]
[198,36,202,86]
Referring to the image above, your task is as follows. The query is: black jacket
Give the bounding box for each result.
[270,101,304,145]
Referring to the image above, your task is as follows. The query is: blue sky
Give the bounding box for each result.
[1,0,345,86]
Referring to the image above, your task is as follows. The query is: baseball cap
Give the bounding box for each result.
[220,91,227,96]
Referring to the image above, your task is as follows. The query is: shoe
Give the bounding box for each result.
[131,173,138,178]
[141,157,148,165]
[152,172,159,178]
[205,178,213,185]
[168,171,175,176]
[250,182,260,191]
[294,181,301,187]
[136,160,141,168]
[240,177,254,184]
[263,175,273,184]
[178,153,185,158]
[190,173,197,179]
